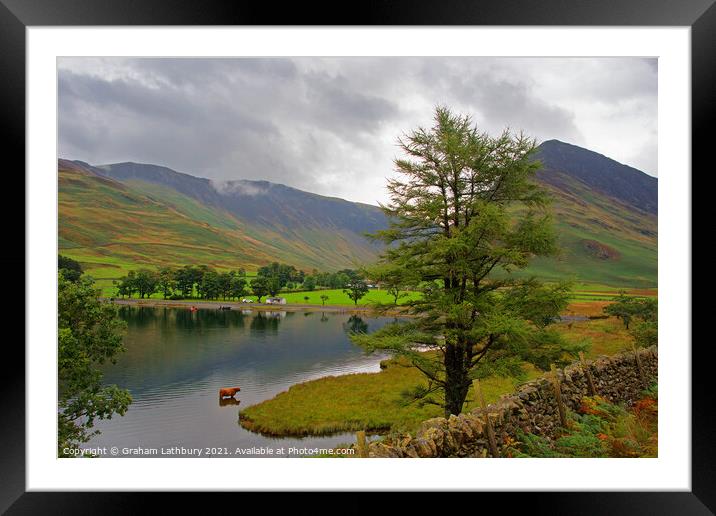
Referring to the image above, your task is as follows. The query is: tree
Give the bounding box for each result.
[218,272,233,300]
[368,264,414,305]
[343,279,369,306]
[266,276,282,297]
[315,272,330,288]
[251,276,269,302]
[59,255,83,282]
[157,267,176,299]
[320,294,329,306]
[603,293,657,347]
[258,262,300,289]
[174,266,197,298]
[198,269,221,299]
[230,274,247,300]
[351,107,581,418]
[329,272,350,289]
[303,275,317,291]
[134,269,159,299]
[603,292,656,330]
[58,274,131,456]
[115,271,137,298]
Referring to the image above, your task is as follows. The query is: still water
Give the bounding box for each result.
[88,307,393,457]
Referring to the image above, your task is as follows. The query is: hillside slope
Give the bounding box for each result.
[58,140,657,288]
[535,139,657,215]
[523,140,657,287]
[58,161,385,280]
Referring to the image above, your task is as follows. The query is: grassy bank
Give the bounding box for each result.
[239,355,541,436]
[239,306,634,437]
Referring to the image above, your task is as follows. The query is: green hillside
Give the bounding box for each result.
[58,166,379,284]
[58,142,657,290]
[514,170,657,287]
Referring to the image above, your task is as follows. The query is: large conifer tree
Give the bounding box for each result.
[353,107,583,417]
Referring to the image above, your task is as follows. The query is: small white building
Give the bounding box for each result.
[265,297,287,305]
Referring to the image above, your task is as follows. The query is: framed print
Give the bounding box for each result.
[2,0,707,511]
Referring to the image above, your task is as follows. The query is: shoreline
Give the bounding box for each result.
[103,297,409,316]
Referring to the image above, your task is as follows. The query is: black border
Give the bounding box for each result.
[2,0,706,512]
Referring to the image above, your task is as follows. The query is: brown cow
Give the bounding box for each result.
[219,387,241,399]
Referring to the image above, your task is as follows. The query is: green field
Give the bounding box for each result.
[240,354,542,436]
[239,311,635,436]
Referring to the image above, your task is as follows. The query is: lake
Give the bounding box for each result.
[87,306,394,457]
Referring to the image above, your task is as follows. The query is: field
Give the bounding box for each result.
[239,305,636,436]
[92,277,655,306]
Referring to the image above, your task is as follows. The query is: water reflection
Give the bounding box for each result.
[249,311,284,334]
[89,307,394,455]
[343,315,369,335]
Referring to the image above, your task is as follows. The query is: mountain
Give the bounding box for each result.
[91,161,386,236]
[526,140,657,287]
[58,159,387,283]
[535,140,657,215]
[58,140,657,288]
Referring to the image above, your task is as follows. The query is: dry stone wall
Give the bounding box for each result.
[368,346,657,458]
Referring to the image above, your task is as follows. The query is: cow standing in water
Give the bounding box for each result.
[219,387,241,399]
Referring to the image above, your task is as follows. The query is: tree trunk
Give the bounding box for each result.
[443,342,471,418]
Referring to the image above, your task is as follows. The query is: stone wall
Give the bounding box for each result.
[368,346,657,458]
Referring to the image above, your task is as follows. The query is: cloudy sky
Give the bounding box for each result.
[58,57,657,205]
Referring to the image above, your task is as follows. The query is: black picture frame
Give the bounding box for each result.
[2,0,705,512]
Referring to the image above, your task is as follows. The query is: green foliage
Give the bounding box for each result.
[59,255,83,282]
[506,393,658,458]
[353,106,580,417]
[303,275,317,291]
[230,273,247,300]
[343,278,370,306]
[115,265,250,301]
[258,262,303,289]
[58,274,131,456]
[631,320,658,348]
[603,292,657,330]
[251,276,269,302]
[157,266,176,299]
[603,292,658,348]
[365,263,416,305]
[642,381,658,400]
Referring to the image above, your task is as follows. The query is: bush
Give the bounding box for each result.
[505,393,657,458]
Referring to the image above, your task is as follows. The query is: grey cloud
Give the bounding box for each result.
[58,57,657,204]
[210,180,269,196]
[468,74,582,145]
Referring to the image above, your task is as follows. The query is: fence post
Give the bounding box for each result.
[550,364,569,428]
[631,342,646,387]
[578,351,597,396]
[473,379,499,458]
[355,430,368,458]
